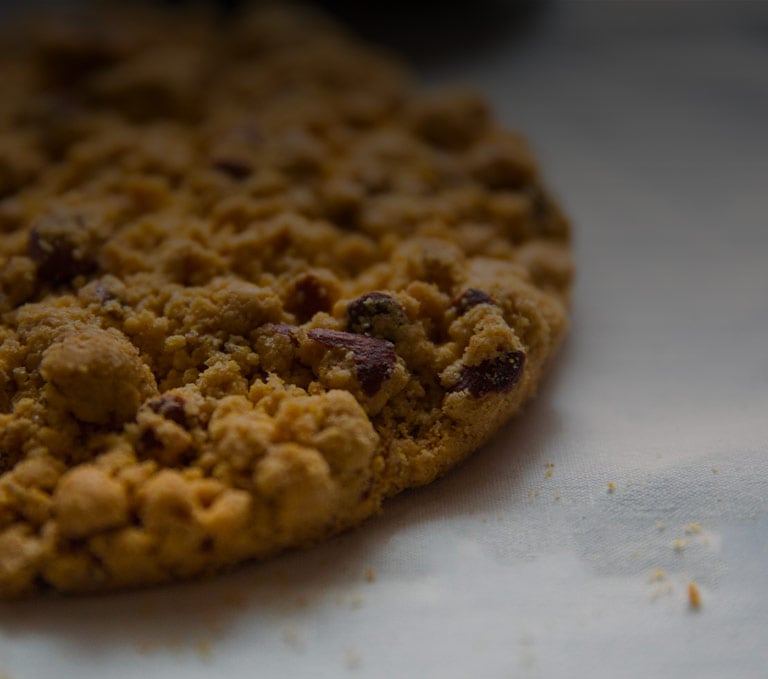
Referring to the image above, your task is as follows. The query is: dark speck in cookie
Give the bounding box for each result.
[452,289,495,317]
[346,292,407,341]
[28,212,99,284]
[148,393,188,428]
[452,351,525,397]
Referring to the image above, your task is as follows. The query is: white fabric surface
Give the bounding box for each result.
[2,2,767,677]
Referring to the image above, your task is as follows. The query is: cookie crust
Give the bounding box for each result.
[0,4,572,596]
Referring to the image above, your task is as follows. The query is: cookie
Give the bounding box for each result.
[0,4,573,596]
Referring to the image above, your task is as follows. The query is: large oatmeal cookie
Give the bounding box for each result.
[0,3,572,596]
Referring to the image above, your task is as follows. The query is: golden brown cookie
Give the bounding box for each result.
[0,3,572,596]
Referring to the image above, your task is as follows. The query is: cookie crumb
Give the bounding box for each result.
[196,639,212,658]
[656,521,666,531]
[673,538,689,552]
[365,567,376,583]
[711,467,719,474]
[688,581,702,610]
[648,569,666,582]
[544,462,554,479]
[607,481,615,494]
[345,647,362,670]
[685,523,701,535]
[282,625,304,651]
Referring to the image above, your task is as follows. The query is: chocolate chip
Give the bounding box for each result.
[211,158,252,180]
[347,292,406,341]
[28,212,99,284]
[452,289,495,317]
[307,328,396,397]
[452,351,525,398]
[287,274,335,322]
[148,393,188,428]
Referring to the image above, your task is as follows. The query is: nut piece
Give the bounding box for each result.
[346,292,407,341]
[452,351,525,397]
[41,327,157,426]
[307,328,396,397]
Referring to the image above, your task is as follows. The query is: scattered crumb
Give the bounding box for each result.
[345,647,362,670]
[685,523,702,535]
[711,467,719,474]
[544,462,554,479]
[282,625,304,652]
[673,538,689,552]
[648,569,674,602]
[196,640,212,658]
[688,581,702,610]
[136,640,154,655]
[607,482,615,494]
[656,521,666,531]
[554,492,561,501]
[365,567,376,583]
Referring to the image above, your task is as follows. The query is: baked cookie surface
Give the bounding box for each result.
[0,3,572,596]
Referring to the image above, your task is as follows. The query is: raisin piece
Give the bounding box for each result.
[452,351,525,398]
[211,158,252,180]
[148,393,188,428]
[287,274,336,322]
[140,427,162,452]
[347,292,406,341]
[28,212,100,284]
[307,328,396,397]
[452,289,494,317]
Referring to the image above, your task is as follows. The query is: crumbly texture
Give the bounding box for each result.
[0,3,573,596]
